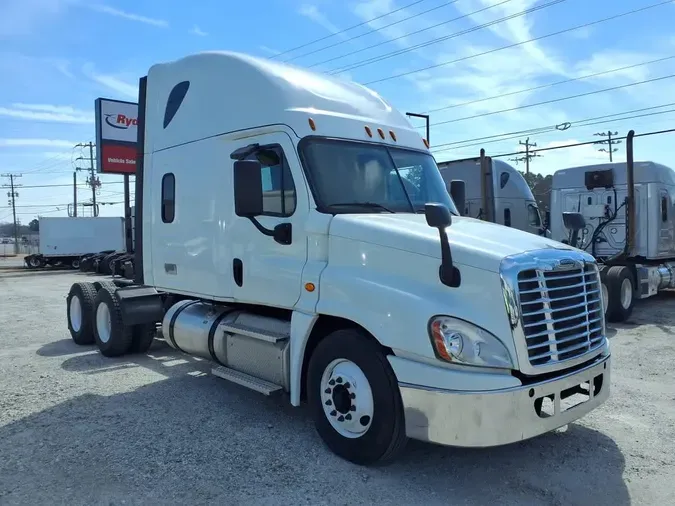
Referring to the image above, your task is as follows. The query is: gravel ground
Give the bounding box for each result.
[1,269,674,506]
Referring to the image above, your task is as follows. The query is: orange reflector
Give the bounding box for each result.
[423,138,430,148]
[377,128,385,139]
[305,282,316,292]
[365,126,373,137]
[389,130,397,141]
[308,118,316,131]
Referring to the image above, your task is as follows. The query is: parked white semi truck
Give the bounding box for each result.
[550,130,675,323]
[437,155,547,236]
[65,51,610,465]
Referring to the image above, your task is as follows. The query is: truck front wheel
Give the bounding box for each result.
[307,329,407,466]
[605,265,635,323]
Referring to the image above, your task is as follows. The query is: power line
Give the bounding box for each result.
[429,72,675,127]
[269,0,429,59]
[329,0,564,75]
[4,181,125,189]
[306,0,510,69]
[425,54,675,114]
[287,0,461,64]
[362,0,672,85]
[489,127,675,159]
[430,103,675,153]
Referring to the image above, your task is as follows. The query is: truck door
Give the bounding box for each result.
[228,131,309,309]
[658,189,674,255]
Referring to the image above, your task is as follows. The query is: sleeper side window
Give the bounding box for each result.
[504,208,511,227]
[161,173,175,223]
[661,196,668,222]
[247,146,296,217]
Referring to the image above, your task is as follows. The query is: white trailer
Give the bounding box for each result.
[550,131,675,323]
[438,155,547,236]
[64,51,610,465]
[26,217,125,269]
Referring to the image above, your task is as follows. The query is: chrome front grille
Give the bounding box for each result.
[517,263,605,367]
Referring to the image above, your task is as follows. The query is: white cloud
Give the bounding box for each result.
[88,4,168,28]
[0,138,77,148]
[190,25,208,36]
[83,65,138,99]
[0,103,91,123]
[298,4,344,37]
[0,0,71,37]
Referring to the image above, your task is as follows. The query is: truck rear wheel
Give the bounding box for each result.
[605,266,635,323]
[93,285,133,357]
[307,329,407,466]
[67,282,97,345]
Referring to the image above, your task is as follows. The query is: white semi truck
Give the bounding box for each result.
[437,155,547,236]
[64,51,610,465]
[550,130,675,323]
[25,216,126,269]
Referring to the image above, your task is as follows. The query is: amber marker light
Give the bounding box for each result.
[423,138,430,148]
[308,118,316,131]
[389,130,397,141]
[305,282,316,292]
[365,126,373,137]
[377,128,385,139]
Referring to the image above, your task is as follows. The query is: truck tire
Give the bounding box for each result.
[605,266,635,323]
[130,324,156,354]
[92,280,117,292]
[93,285,134,357]
[307,328,407,466]
[66,282,97,345]
[28,255,44,268]
[70,257,81,270]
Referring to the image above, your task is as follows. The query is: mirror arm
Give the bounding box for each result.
[436,227,461,288]
[247,216,274,237]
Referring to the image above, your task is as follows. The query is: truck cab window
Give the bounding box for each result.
[661,196,668,222]
[249,147,296,217]
[161,173,175,223]
[300,138,458,215]
[527,203,541,227]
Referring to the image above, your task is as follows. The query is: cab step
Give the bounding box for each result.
[219,321,290,343]
[211,365,283,395]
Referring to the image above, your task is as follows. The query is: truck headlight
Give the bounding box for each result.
[428,316,514,369]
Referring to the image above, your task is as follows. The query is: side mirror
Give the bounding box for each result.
[424,203,460,288]
[233,160,263,217]
[562,211,586,231]
[425,202,452,228]
[448,180,466,216]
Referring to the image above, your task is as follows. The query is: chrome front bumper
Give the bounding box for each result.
[399,354,610,447]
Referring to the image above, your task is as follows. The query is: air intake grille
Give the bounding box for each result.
[517,264,604,367]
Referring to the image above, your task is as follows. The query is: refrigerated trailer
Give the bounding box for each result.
[64,51,610,465]
[550,130,675,322]
[25,217,126,269]
[437,155,547,236]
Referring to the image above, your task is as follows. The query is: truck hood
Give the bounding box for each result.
[329,214,576,273]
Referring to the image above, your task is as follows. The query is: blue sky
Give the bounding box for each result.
[1,0,674,223]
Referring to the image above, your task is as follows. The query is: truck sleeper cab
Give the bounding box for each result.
[65,51,610,466]
[437,156,547,236]
[550,148,675,322]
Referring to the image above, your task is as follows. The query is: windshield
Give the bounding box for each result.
[527,203,541,227]
[300,138,459,215]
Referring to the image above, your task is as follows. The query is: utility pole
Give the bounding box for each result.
[73,171,78,217]
[75,142,100,216]
[593,130,621,162]
[2,173,22,253]
[509,137,541,174]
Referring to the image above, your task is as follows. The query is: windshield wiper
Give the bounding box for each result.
[327,202,395,213]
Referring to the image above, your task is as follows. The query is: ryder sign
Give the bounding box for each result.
[95,98,139,174]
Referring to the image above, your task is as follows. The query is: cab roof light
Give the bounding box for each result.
[377,128,385,140]
[308,118,316,131]
[423,138,430,148]
[389,130,397,142]
[365,126,373,138]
